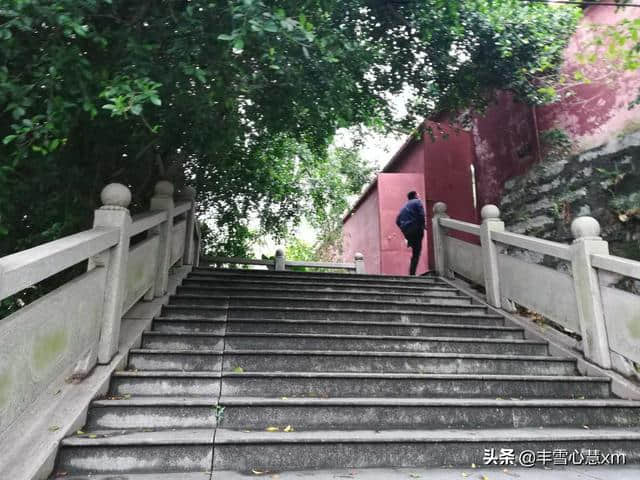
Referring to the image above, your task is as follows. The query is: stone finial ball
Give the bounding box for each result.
[100,183,131,208]
[275,248,284,257]
[154,180,175,197]
[355,252,364,261]
[433,202,447,214]
[481,204,501,220]
[571,216,601,239]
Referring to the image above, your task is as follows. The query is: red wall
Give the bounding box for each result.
[391,141,425,174]
[378,173,429,275]
[343,186,381,274]
[472,92,539,206]
[473,4,640,205]
[423,123,478,268]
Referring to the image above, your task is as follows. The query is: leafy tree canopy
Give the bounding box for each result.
[0,0,581,256]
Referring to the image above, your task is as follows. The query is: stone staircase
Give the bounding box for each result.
[53,268,640,477]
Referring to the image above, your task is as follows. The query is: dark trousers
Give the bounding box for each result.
[405,228,423,276]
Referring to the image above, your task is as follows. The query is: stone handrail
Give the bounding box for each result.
[0,180,201,437]
[204,250,365,273]
[432,201,640,379]
[0,228,120,300]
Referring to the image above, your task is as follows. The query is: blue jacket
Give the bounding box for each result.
[396,198,426,233]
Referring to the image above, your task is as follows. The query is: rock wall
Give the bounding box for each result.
[499,131,640,262]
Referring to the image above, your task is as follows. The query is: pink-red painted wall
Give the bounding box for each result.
[423,123,478,268]
[378,173,429,275]
[473,4,640,205]
[472,92,540,207]
[537,4,640,147]
[390,141,425,175]
[343,186,381,274]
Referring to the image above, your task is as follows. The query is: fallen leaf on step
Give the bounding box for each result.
[265,426,279,432]
[281,396,288,400]
[482,475,490,480]
[462,473,468,478]
[76,430,85,435]
[471,463,476,469]
[48,425,60,432]
[233,366,245,373]
[409,474,421,478]
[283,425,294,432]
[583,425,590,429]
[88,434,97,438]
[251,468,265,475]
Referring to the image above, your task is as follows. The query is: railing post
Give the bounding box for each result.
[354,252,365,274]
[275,248,285,271]
[479,204,504,308]
[92,183,132,364]
[432,202,450,277]
[150,180,175,297]
[180,186,197,265]
[194,222,201,267]
[570,216,611,369]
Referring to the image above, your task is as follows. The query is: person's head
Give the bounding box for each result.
[407,191,418,200]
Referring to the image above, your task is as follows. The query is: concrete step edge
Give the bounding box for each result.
[221,350,572,362]
[191,269,446,282]
[224,332,541,345]
[223,306,499,317]
[176,290,466,300]
[113,371,222,378]
[61,428,214,447]
[179,284,460,294]
[220,371,609,382]
[130,349,223,355]
[172,295,477,308]
[227,319,506,328]
[217,396,640,407]
[92,397,219,407]
[213,427,640,444]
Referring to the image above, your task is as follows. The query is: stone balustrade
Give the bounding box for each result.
[203,250,365,273]
[432,202,640,377]
[0,181,200,436]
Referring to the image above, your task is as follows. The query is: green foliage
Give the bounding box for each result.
[539,128,573,162]
[0,0,581,260]
[285,237,317,262]
[579,14,640,106]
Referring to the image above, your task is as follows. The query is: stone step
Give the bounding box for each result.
[177,284,465,301]
[211,428,640,470]
[218,397,640,430]
[226,322,524,341]
[221,372,610,398]
[141,331,225,351]
[111,371,221,397]
[161,304,227,319]
[221,350,576,375]
[56,429,214,474]
[128,349,223,371]
[191,268,447,284]
[53,474,212,480]
[153,317,228,334]
[225,306,501,323]
[86,397,219,430]
[224,332,547,355]
[170,295,482,313]
[182,277,460,294]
